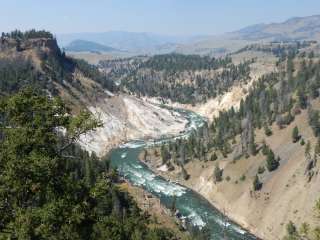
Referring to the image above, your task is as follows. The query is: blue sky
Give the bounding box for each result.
[1,0,320,35]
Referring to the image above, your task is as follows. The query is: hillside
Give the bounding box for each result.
[65,39,119,53]
[0,30,192,240]
[0,31,188,157]
[99,53,254,104]
[4,29,320,239]
[137,43,320,239]
[144,105,320,239]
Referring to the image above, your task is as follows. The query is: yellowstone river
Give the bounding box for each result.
[110,109,257,240]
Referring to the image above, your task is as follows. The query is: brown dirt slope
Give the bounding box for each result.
[142,101,320,240]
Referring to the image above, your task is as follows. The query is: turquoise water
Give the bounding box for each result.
[110,110,257,240]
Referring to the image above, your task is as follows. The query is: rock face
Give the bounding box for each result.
[79,95,188,157]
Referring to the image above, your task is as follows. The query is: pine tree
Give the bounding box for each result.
[213,164,223,182]
[249,126,257,156]
[210,152,218,161]
[85,158,93,186]
[170,195,177,214]
[298,89,308,109]
[305,140,311,160]
[315,138,320,156]
[181,166,190,180]
[262,140,269,155]
[253,175,262,191]
[266,149,279,172]
[286,221,298,237]
[264,124,272,136]
[292,126,300,143]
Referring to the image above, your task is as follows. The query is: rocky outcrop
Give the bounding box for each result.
[79,95,188,157]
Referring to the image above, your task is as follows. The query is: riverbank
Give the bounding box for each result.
[109,108,258,239]
[118,181,190,239]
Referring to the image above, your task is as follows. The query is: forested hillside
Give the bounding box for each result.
[99,53,252,104]
[0,30,116,106]
[0,88,183,240]
[142,43,320,239]
[156,49,320,168]
[0,30,190,240]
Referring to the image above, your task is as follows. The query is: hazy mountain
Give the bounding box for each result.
[229,14,320,41]
[57,31,205,54]
[177,15,320,55]
[58,15,320,56]
[65,40,119,53]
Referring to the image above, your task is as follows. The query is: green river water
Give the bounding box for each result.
[110,109,258,240]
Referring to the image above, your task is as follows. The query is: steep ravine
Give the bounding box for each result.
[82,103,259,239]
[110,110,256,240]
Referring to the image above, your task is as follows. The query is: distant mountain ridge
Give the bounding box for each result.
[176,15,320,55]
[57,31,207,54]
[229,14,320,41]
[65,39,119,53]
[58,15,320,56]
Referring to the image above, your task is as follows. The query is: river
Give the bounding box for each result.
[110,109,257,240]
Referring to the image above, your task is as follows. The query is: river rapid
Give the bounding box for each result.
[110,109,257,240]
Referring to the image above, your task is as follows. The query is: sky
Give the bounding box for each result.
[1,0,320,36]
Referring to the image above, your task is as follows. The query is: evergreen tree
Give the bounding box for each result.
[248,124,257,155]
[305,140,311,160]
[292,126,300,143]
[297,89,308,109]
[264,124,273,136]
[170,195,177,214]
[181,166,190,180]
[213,164,223,182]
[284,221,299,240]
[210,152,218,161]
[253,175,262,191]
[266,149,279,172]
[261,141,269,155]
